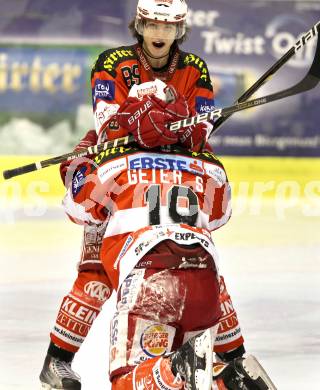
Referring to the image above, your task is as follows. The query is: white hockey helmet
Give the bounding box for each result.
[135,0,188,40]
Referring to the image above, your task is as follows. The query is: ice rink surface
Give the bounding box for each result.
[0,198,319,389]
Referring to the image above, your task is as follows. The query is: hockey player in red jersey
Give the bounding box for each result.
[39,0,276,389]
[59,133,276,390]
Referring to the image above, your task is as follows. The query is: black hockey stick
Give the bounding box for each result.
[2,136,134,179]
[3,40,320,181]
[3,21,320,180]
[169,25,320,133]
[210,20,320,136]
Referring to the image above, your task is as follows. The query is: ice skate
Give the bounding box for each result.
[234,355,277,390]
[170,329,213,390]
[39,354,81,389]
[213,354,277,390]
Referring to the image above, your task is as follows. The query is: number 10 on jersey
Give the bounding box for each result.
[145,184,199,226]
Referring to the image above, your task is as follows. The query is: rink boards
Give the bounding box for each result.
[1,155,319,203]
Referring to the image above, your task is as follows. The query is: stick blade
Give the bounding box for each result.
[309,25,320,78]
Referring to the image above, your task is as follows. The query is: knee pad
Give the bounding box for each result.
[73,270,113,309]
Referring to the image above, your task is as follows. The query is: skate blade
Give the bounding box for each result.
[40,382,60,390]
[40,383,51,389]
[243,355,278,390]
[194,329,213,390]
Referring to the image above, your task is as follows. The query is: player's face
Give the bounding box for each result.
[142,21,176,58]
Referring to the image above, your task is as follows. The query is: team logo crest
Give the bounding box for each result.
[92,79,115,109]
[72,166,87,196]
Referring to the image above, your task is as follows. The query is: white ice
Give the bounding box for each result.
[0,199,319,389]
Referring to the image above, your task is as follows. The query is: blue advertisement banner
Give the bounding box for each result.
[0,0,129,45]
[0,48,89,113]
[180,0,320,156]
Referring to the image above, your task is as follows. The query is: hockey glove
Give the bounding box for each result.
[134,109,178,149]
[150,86,190,120]
[74,129,98,151]
[60,129,98,186]
[116,86,189,139]
[116,96,155,133]
[117,95,179,148]
[151,86,208,151]
[177,122,208,151]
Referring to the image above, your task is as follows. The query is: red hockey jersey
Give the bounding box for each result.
[63,145,231,289]
[91,43,216,135]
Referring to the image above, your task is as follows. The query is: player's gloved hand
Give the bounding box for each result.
[116,96,154,133]
[150,86,208,151]
[133,109,178,149]
[150,86,190,120]
[74,129,98,151]
[60,129,98,186]
[177,122,208,151]
[116,86,189,134]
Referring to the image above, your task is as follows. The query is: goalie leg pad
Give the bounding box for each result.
[171,328,217,390]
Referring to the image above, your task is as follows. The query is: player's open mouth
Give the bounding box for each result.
[152,41,165,49]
